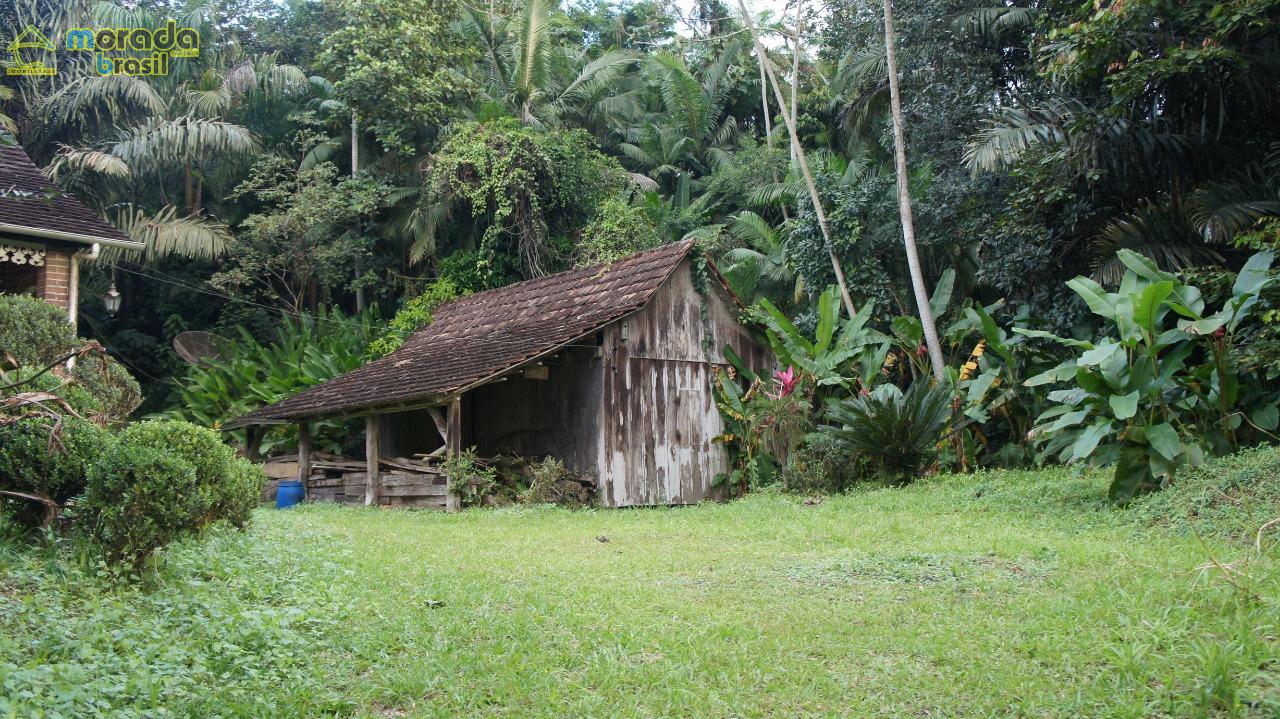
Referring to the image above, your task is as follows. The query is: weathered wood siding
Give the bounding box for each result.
[468,345,602,478]
[597,258,770,506]
[379,409,444,459]
[308,471,448,509]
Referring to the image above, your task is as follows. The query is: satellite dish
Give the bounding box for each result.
[173,331,226,365]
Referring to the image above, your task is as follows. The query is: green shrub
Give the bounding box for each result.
[1,366,102,417]
[71,355,142,421]
[0,294,77,366]
[118,420,257,527]
[216,457,266,529]
[0,417,110,523]
[368,279,464,356]
[780,433,874,494]
[82,442,204,564]
[79,420,262,564]
[520,457,589,506]
[823,379,953,484]
[0,294,142,422]
[444,447,498,507]
[1127,444,1280,542]
[576,198,662,267]
[1027,249,1276,503]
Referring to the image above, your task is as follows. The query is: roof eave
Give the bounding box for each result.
[0,221,142,250]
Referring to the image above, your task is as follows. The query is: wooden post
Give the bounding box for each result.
[427,406,448,446]
[365,414,380,506]
[445,397,462,512]
[245,425,263,462]
[296,423,311,500]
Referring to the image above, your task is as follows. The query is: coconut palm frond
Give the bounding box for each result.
[111,117,259,176]
[107,204,231,261]
[406,201,452,265]
[951,6,1039,39]
[747,181,802,208]
[42,75,166,128]
[965,106,1069,172]
[627,172,660,192]
[650,52,709,140]
[1190,174,1280,242]
[727,210,777,248]
[47,146,131,179]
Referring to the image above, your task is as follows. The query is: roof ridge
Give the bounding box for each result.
[427,238,694,327]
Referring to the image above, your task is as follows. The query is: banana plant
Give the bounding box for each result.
[1022,249,1275,503]
[757,285,892,394]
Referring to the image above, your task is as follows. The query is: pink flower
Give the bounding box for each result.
[772,366,798,397]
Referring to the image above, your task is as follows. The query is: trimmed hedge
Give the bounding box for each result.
[78,421,265,561]
[0,294,141,422]
[82,443,204,564]
[0,417,110,505]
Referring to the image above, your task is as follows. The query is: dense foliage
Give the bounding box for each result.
[1,0,1277,499]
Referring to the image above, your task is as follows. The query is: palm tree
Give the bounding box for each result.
[698,210,799,306]
[618,44,740,193]
[459,0,640,131]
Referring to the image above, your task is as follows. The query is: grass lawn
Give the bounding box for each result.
[2,466,1279,718]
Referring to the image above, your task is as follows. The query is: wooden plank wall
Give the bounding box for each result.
[307,471,448,510]
[597,257,771,507]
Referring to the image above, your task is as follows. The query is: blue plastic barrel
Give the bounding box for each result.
[276,480,304,509]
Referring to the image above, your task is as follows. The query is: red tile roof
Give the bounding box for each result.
[0,142,138,248]
[226,239,699,426]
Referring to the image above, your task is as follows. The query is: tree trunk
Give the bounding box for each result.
[755,48,788,222]
[882,0,945,382]
[352,111,366,312]
[736,0,856,319]
[788,0,803,163]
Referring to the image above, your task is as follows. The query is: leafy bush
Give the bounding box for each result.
[0,417,110,523]
[780,432,873,494]
[80,420,263,564]
[0,295,142,422]
[576,199,662,267]
[520,457,588,506]
[1,365,103,417]
[443,447,498,507]
[368,280,464,356]
[81,442,205,564]
[118,420,262,528]
[1026,249,1276,503]
[823,380,953,483]
[0,294,76,366]
[1127,444,1280,542]
[71,355,142,421]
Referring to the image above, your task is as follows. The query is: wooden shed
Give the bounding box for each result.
[227,240,770,509]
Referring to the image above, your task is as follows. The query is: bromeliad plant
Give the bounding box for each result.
[1024,249,1276,503]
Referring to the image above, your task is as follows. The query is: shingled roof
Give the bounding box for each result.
[226,239,705,426]
[0,142,140,249]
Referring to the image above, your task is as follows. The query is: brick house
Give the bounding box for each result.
[0,141,141,328]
